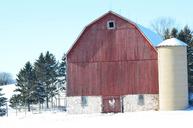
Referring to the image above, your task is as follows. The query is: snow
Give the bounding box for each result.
[1,85,192,128]
[137,24,163,46]
[157,38,187,47]
[0,84,17,100]
[1,110,193,128]
[1,84,193,128]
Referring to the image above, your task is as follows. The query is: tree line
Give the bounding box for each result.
[0,72,15,86]
[9,51,66,112]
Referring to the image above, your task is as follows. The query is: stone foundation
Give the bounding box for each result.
[123,94,159,112]
[67,96,102,114]
[67,94,159,114]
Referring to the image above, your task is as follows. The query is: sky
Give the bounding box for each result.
[0,0,193,78]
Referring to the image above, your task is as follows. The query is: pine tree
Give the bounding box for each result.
[14,62,36,111]
[33,82,46,104]
[34,53,47,105]
[0,88,7,116]
[44,51,59,108]
[170,28,178,38]
[57,54,67,90]
[34,53,46,83]
[178,26,192,43]
[34,51,59,109]
[9,94,22,109]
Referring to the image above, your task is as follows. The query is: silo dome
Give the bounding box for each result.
[157,38,187,47]
[157,38,188,110]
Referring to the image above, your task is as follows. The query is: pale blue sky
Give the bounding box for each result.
[0,0,193,78]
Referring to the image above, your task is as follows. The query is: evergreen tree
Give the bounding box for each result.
[170,28,178,38]
[9,94,23,109]
[0,88,7,116]
[57,54,67,90]
[44,51,58,108]
[58,55,66,79]
[14,62,36,111]
[34,53,46,83]
[34,51,58,108]
[34,53,47,105]
[33,82,46,105]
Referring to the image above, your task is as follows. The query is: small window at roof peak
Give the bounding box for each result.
[107,20,115,29]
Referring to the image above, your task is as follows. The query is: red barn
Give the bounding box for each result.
[66,11,162,113]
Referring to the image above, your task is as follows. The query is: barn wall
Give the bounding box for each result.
[123,94,159,112]
[67,60,158,96]
[67,96,102,114]
[67,13,158,97]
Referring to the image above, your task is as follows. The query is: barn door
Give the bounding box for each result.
[102,96,122,113]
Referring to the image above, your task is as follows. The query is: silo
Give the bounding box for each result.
[157,38,188,110]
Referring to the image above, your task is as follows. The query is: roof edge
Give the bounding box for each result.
[66,11,158,56]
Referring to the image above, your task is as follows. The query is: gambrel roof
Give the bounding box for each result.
[67,11,163,56]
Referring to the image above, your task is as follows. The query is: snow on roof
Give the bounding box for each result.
[137,24,163,46]
[157,38,187,47]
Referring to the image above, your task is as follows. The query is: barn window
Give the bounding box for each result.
[81,96,88,107]
[107,20,115,29]
[137,95,144,106]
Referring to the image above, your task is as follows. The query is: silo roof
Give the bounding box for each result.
[156,38,187,47]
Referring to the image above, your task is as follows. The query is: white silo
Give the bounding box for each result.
[157,38,189,110]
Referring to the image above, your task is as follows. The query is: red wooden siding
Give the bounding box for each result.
[68,28,157,63]
[67,60,158,96]
[67,12,158,96]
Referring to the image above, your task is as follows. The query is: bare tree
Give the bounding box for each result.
[150,17,177,39]
[0,72,15,85]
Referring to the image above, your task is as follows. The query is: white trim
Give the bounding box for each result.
[107,20,116,29]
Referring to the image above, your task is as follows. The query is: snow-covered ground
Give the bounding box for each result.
[1,84,193,128]
[1,84,17,100]
[1,110,193,128]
